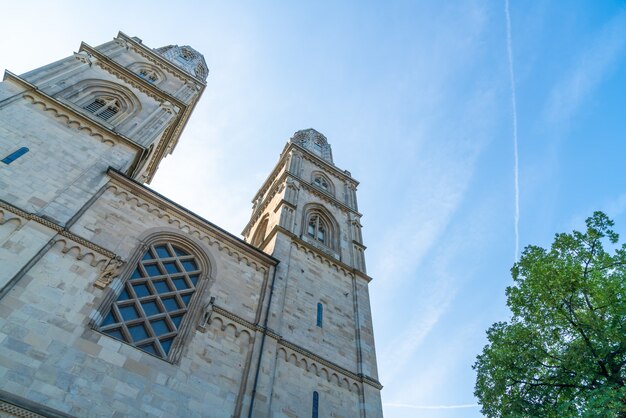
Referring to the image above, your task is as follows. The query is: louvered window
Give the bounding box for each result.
[99,243,201,359]
[84,99,105,113]
[83,97,120,122]
[98,106,118,121]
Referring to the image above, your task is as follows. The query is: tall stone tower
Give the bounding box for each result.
[0,33,382,417]
[242,129,382,416]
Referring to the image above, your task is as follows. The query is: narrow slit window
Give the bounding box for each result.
[313,141,323,156]
[1,147,29,164]
[312,391,319,418]
[316,303,323,327]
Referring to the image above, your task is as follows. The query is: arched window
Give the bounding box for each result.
[83,97,120,121]
[57,79,141,127]
[99,242,202,359]
[313,176,329,191]
[302,206,339,253]
[312,391,319,418]
[307,215,327,245]
[127,62,166,85]
[316,303,323,327]
[139,68,159,83]
[311,172,334,196]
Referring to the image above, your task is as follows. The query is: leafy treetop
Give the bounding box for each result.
[474,211,626,417]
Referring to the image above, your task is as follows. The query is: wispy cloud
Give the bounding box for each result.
[505,0,520,262]
[544,10,626,126]
[379,278,456,382]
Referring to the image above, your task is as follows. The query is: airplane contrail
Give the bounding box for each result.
[505,0,520,262]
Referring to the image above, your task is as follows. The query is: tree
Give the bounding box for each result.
[474,212,626,417]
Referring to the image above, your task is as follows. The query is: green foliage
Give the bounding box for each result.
[474,212,626,417]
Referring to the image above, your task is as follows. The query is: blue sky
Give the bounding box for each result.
[3,1,626,416]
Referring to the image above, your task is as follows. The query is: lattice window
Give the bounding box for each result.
[99,243,201,359]
[83,97,120,122]
[307,215,327,244]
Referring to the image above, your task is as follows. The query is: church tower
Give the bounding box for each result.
[242,129,383,416]
[0,32,207,292]
[0,34,382,417]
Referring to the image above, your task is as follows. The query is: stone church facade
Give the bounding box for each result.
[0,33,382,417]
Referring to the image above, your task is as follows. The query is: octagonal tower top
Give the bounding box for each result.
[155,45,208,81]
[290,128,333,164]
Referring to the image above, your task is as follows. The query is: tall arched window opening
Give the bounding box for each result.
[312,391,319,418]
[251,217,269,247]
[99,242,202,359]
[307,215,327,244]
[316,303,323,327]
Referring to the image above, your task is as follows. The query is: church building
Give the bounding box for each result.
[0,32,383,417]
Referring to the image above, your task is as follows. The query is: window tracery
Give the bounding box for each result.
[313,176,329,191]
[311,172,334,196]
[127,62,166,85]
[301,206,339,256]
[98,242,202,359]
[139,69,159,83]
[307,214,328,245]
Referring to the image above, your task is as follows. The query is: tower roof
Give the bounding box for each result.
[155,45,208,81]
[290,128,333,164]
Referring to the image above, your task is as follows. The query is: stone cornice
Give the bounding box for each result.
[277,338,383,390]
[265,226,372,283]
[80,43,186,110]
[5,71,145,170]
[297,173,361,215]
[250,158,288,207]
[250,141,359,206]
[209,305,382,390]
[107,168,278,269]
[143,90,203,183]
[0,199,116,260]
[113,33,206,183]
[242,169,362,237]
[117,32,207,87]
[289,142,360,186]
[352,240,367,251]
